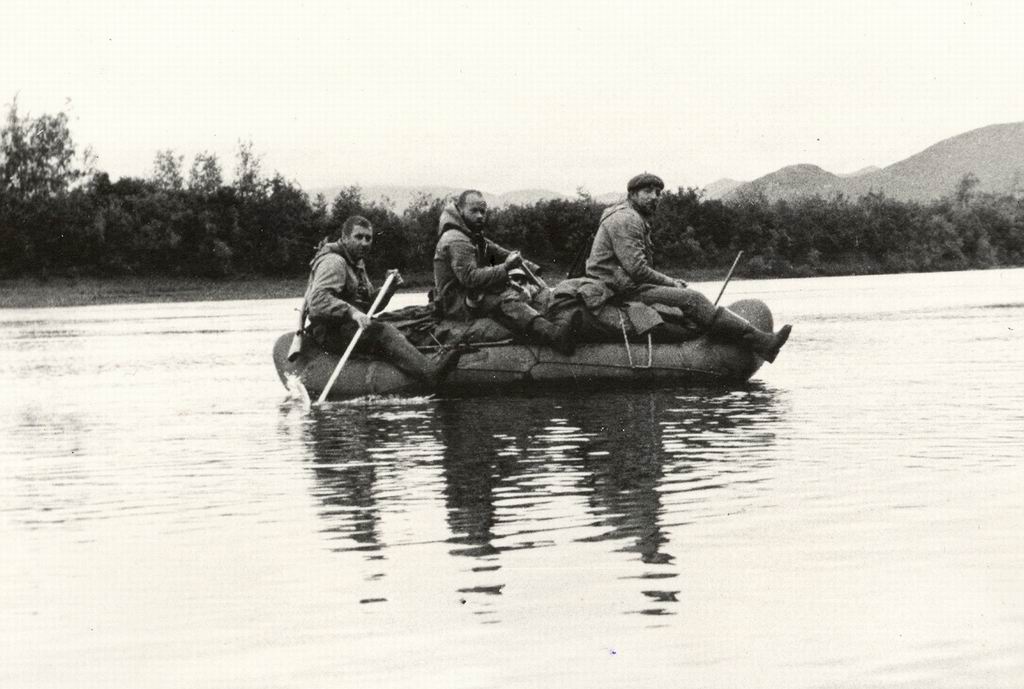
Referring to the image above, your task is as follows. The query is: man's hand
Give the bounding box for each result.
[386,268,405,287]
[503,251,523,269]
[351,310,373,329]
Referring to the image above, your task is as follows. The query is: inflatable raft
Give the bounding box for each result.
[272,299,775,400]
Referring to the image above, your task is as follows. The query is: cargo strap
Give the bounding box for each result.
[618,313,653,369]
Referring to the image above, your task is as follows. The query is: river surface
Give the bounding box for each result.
[2,269,1023,689]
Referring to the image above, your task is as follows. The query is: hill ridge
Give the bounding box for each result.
[724,121,1024,203]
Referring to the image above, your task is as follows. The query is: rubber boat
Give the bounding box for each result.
[272,299,775,400]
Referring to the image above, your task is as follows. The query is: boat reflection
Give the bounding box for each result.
[301,386,784,620]
[303,411,385,554]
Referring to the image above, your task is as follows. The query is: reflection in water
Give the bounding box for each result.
[575,393,671,566]
[435,399,516,560]
[302,405,428,555]
[572,388,781,616]
[301,386,784,620]
[305,420,384,553]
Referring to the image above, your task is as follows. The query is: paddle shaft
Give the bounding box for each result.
[518,261,543,288]
[316,271,398,404]
[713,251,743,306]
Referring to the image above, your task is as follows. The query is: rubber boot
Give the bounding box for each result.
[708,307,792,363]
[553,308,586,349]
[526,313,578,356]
[374,323,461,385]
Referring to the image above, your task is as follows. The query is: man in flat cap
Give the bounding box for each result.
[585,173,791,362]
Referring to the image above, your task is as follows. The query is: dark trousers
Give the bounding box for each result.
[309,320,388,356]
[631,285,717,327]
[308,320,440,382]
[477,289,546,332]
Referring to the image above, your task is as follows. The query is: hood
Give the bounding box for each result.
[309,239,337,267]
[437,202,473,237]
[309,239,360,269]
[599,200,631,223]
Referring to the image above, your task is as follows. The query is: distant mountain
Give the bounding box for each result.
[838,165,881,178]
[498,188,568,206]
[862,122,1024,200]
[311,184,567,212]
[723,121,1024,203]
[702,178,745,199]
[724,164,845,202]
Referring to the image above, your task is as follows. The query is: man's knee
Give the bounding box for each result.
[638,286,716,324]
[682,289,716,323]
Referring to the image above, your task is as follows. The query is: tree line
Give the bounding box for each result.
[3,102,1024,281]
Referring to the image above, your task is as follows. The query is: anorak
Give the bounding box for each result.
[432,203,515,320]
[305,241,382,324]
[585,200,677,293]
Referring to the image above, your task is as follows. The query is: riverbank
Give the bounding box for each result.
[1,267,726,308]
[1,263,1004,308]
[0,276,313,309]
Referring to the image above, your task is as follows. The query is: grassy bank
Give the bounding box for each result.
[1,266,722,308]
[3,261,996,309]
[0,276,312,309]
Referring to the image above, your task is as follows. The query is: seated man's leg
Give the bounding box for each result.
[309,321,362,354]
[312,321,458,385]
[495,290,578,355]
[634,286,717,327]
[635,286,792,363]
[361,322,460,384]
[497,291,544,330]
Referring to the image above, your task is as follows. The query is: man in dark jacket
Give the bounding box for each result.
[305,215,458,385]
[586,173,791,362]
[433,190,578,354]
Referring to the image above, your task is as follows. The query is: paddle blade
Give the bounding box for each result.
[285,374,312,411]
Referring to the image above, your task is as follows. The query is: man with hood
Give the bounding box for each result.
[304,215,458,385]
[586,173,792,362]
[433,190,579,354]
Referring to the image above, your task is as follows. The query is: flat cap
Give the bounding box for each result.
[627,172,665,193]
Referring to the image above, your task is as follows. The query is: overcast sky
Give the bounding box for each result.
[4,0,1023,195]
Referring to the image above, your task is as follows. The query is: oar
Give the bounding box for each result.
[713,251,743,306]
[316,270,398,404]
[518,260,544,289]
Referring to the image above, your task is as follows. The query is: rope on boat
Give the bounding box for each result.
[618,313,634,367]
[617,313,653,370]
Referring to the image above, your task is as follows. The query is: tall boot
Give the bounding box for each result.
[707,307,792,363]
[526,312,579,356]
[374,323,461,385]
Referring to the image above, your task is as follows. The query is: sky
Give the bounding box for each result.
[3,0,1024,196]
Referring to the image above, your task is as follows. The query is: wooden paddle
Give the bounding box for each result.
[518,260,544,289]
[316,270,399,404]
[713,251,743,306]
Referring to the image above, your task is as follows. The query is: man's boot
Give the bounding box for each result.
[374,323,461,385]
[526,313,579,356]
[707,307,792,363]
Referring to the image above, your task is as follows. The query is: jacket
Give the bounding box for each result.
[304,240,381,324]
[432,203,514,320]
[585,200,677,293]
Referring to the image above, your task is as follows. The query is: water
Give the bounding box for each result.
[2,269,1023,688]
